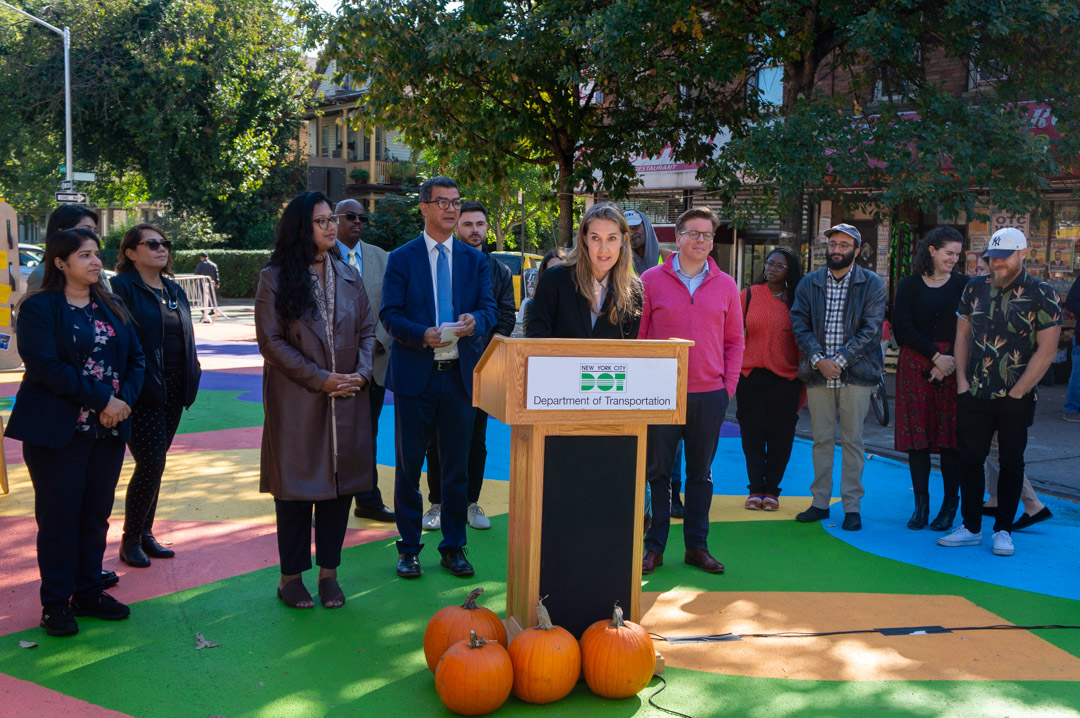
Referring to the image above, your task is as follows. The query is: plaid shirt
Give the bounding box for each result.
[822,268,852,388]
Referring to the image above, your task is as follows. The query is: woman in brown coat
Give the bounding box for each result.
[255,191,376,610]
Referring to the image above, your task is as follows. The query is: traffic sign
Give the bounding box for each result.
[55,191,89,204]
[59,179,74,190]
[57,167,95,182]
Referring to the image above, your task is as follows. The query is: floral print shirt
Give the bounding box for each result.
[70,301,121,437]
[956,270,1061,400]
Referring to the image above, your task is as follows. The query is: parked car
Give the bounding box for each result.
[491,251,545,308]
[18,242,114,294]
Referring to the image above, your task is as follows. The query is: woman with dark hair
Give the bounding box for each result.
[255,191,376,609]
[110,224,202,567]
[6,228,144,636]
[519,248,565,334]
[736,247,805,511]
[26,205,101,293]
[893,227,968,530]
[525,203,642,339]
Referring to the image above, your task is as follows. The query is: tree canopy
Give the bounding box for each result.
[0,0,315,244]
[332,0,1079,246]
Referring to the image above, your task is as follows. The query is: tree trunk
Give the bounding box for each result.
[556,154,574,248]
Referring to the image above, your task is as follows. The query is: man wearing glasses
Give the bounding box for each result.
[334,199,395,524]
[638,206,744,575]
[791,223,886,531]
[380,177,497,579]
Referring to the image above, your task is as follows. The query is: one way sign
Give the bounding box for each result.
[55,191,89,204]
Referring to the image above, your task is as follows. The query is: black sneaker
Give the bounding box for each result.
[41,603,79,636]
[70,591,130,621]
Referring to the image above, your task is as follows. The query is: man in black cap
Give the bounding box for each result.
[791,223,886,531]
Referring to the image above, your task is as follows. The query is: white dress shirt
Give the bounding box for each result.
[424,232,458,359]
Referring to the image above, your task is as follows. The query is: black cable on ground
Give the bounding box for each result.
[649,623,1080,643]
[648,675,694,718]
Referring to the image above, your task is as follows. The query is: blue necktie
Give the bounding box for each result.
[436,244,453,325]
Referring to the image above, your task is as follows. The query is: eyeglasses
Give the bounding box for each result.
[140,239,173,251]
[764,260,788,270]
[423,197,464,210]
[340,212,369,224]
[827,242,855,251]
[313,215,340,230]
[678,230,715,242]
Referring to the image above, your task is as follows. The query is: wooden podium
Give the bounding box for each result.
[473,336,690,638]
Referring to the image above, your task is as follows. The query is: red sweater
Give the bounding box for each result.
[638,255,744,395]
[740,284,800,380]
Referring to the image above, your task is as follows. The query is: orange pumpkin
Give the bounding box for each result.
[435,630,514,716]
[507,600,581,704]
[424,587,508,673]
[579,603,655,699]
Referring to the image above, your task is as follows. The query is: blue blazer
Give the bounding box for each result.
[380,235,497,397]
[5,292,145,448]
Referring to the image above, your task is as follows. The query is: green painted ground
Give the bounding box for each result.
[176,390,264,434]
[2,519,1078,717]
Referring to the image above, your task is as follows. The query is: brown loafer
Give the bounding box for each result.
[641,549,664,575]
[685,547,725,574]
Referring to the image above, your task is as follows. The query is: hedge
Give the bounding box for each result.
[101,249,271,299]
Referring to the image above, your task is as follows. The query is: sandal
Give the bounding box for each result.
[744,494,764,510]
[318,577,346,609]
[762,495,779,511]
[277,577,314,609]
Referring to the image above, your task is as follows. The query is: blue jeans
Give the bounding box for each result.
[1066,343,1080,413]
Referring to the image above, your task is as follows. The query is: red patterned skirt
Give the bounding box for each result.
[894,343,958,453]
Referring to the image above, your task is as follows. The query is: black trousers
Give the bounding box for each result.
[124,369,184,537]
[956,393,1035,535]
[735,368,801,496]
[274,495,353,575]
[24,434,126,607]
[355,381,387,508]
[645,389,728,554]
[426,407,487,505]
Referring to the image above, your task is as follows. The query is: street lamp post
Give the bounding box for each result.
[0,1,74,188]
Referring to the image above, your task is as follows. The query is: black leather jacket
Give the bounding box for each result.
[110,271,202,408]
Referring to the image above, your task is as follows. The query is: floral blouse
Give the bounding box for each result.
[957,271,1061,400]
[69,301,122,437]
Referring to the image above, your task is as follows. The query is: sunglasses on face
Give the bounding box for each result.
[764,260,787,270]
[141,239,173,251]
[341,212,369,224]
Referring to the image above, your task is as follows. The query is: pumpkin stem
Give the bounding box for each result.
[462,588,484,609]
[535,601,554,631]
[609,603,626,628]
[468,629,486,649]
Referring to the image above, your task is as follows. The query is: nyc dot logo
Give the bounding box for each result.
[579,363,627,392]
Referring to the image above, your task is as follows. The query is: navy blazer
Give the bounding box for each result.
[380,235,497,397]
[6,291,145,448]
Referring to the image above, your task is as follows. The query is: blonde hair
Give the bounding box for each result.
[565,202,641,326]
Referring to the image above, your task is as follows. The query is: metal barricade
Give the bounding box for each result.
[174,274,225,323]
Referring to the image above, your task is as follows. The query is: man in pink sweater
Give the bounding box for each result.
[638,207,744,575]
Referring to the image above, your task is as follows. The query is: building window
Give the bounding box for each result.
[967,58,1008,91]
[306,121,317,158]
[754,66,784,107]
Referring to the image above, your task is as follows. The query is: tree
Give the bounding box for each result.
[0,0,316,245]
[330,0,754,246]
[588,0,1080,244]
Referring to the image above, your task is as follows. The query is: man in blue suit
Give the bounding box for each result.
[381,176,498,578]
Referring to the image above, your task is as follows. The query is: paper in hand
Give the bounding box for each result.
[435,322,464,359]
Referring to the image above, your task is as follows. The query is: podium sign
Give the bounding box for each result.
[526,356,678,411]
[474,337,690,638]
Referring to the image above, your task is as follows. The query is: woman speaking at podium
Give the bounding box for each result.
[525,202,642,340]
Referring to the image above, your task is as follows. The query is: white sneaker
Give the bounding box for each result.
[992,530,1015,556]
[467,503,491,530]
[937,526,982,547]
[422,504,441,531]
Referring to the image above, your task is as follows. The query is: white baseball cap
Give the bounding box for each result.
[623,209,644,226]
[985,227,1028,258]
